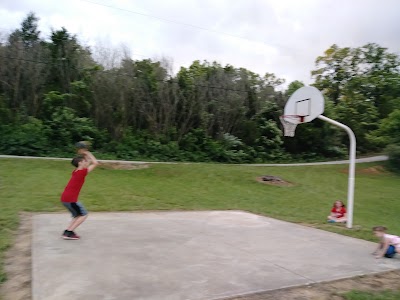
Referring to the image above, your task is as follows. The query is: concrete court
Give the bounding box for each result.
[32,211,400,300]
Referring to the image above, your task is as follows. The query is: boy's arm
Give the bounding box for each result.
[372,242,382,255]
[84,151,99,172]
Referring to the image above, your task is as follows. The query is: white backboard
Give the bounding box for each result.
[283,86,324,124]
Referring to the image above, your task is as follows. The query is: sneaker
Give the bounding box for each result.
[385,253,396,258]
[327,220,336,223]
[61,230,71,238]
[62,231,80,240]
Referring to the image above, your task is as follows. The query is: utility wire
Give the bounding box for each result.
[79,0,266,45]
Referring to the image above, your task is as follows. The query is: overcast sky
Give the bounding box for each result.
[1,0,399,86]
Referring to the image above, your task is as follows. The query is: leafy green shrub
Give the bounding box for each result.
[385,144,400,172]
[45,107,103,152]
[179,129,220,162]
[104,130,186,161]
[0,117,49,156]
[367,109,400,149]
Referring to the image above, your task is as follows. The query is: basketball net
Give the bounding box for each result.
[279,115,303,137]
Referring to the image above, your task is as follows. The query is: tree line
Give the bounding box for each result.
[1,13,399,164]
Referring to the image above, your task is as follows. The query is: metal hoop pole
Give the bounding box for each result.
[318,115,356,229]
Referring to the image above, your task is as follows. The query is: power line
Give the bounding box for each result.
[0,56,49,65]
[0,55,261,93]
[79,0,267,45]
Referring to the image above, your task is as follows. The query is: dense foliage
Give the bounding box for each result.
[1,13,400,163]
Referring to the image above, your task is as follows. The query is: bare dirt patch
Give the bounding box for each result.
[256,176,294,187]
[341,165,387,175]
[1,214,400,300]
[0,212,32,300]
[99,162,149,170]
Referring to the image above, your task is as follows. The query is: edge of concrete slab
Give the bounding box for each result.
[218,268,400,300]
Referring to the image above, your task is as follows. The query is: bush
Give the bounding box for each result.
[385,144,400,172]
[179,129,220,162]
[104,130,187,161]
[0,118,49,156]
[45,107,103,152]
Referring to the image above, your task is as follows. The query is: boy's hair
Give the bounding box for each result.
[372,226,387,232]
[71,156,85,168]
[333,200,345,208]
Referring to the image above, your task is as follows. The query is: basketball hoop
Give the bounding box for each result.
[279,115,304,137]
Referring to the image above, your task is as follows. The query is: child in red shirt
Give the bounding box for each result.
[327,200,347,223]
[61,150,99,240]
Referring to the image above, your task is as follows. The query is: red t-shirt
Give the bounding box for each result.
[331,206,346,218]
[61,169,88,203]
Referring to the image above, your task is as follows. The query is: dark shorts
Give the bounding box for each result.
[385,245,397,258]
[62,202,88,218]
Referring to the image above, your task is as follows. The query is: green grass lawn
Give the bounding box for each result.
[344,290,400,300]
[0,158,399,285]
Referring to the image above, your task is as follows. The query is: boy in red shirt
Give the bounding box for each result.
[61,150,99,240]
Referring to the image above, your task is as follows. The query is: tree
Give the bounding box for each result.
[335,89,379,151]
[312,43,400,152]
[368,110,400,172]
[285,80,305,98]
[367,109,400,147]
[20,12,41,48]
[312,44,355,105]
[312,43,400,117]
[0,12,48,117]
[47,27,94,93]
[41,91,101,150]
